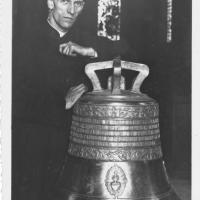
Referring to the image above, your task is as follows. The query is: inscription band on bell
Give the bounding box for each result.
[74,104,159,118]
[68,143,163,161]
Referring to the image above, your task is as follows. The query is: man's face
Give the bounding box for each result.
[49,0,85,32]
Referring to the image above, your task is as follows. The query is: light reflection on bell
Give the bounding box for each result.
[56,58,181,200]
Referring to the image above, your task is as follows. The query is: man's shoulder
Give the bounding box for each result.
[31,22,55,39]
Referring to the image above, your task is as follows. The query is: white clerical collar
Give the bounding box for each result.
[47,19,67,38]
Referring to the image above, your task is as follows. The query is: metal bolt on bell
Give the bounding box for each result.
[56,58,181,200]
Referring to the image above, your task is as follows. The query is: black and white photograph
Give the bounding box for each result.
[1,0,197,199]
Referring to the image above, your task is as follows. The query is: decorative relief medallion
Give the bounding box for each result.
[105,164,127,199]
[73,103,159,119]
[68,143,163,161]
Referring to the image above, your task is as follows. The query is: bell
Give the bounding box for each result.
[56,58,181,200]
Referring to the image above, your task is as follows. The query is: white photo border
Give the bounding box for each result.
[1,0,12,199]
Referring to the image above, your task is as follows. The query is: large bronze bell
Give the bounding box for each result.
[57,58,181,200]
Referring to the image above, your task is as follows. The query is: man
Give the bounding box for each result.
[12,0,129,200]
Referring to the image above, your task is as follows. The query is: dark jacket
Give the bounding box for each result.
[12,22,128,130]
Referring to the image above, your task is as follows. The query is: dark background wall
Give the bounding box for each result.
[13,0,191,179]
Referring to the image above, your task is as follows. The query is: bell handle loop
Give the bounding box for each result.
[112,57,122,94]
[85,61,114,91]
[121,61,149,93]
[85,60,149,93]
